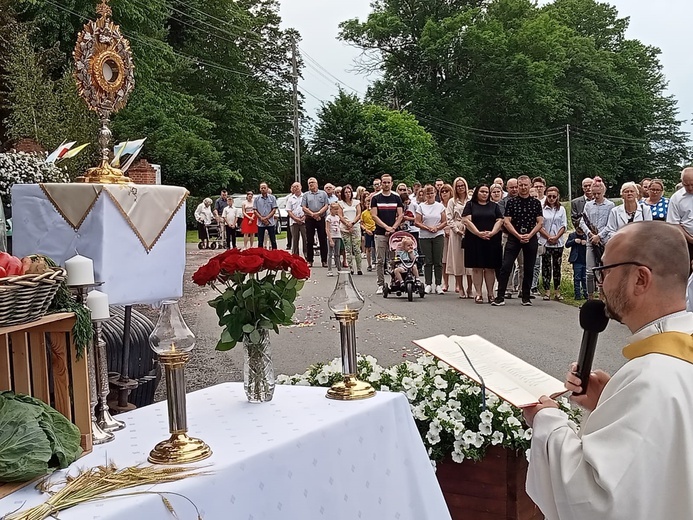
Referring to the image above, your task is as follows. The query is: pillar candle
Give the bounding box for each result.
[86,290,110,320]
[65,255,94,286]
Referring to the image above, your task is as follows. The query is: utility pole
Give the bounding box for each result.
[290,38,301,185]
[566,124,572,202]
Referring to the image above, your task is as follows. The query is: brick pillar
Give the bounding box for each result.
[126,159,157,184]
[10,138,46,154]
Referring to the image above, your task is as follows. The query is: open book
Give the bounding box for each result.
[413,334,567,408]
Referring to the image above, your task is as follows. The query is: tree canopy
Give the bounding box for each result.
[306,91,447,187]
[339,0,691,194]
[0,0,301,195]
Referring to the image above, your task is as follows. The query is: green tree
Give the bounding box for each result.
[307,91,446,187]
[340,0,690,194]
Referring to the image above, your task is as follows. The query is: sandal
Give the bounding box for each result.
[554,294,564,301]
[475,295,484,304]
[543,294,550,301]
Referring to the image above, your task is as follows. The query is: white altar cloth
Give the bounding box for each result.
[0,383,451,520]
[11,184,186,305]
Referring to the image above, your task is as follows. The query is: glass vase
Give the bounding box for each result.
[243,330,275,402]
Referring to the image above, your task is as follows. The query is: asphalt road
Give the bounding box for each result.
[181,238,632,394]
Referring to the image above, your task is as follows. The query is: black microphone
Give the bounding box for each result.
[574,300,610,395]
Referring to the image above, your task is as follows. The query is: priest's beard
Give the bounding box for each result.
[603,283,632,323]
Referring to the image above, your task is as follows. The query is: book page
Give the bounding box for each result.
[413,334,567,407]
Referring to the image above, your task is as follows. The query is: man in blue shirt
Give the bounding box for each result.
[254,182,278,250]
[301,177,329,267]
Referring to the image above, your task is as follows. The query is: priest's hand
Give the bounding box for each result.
[565,362,611,411]
[522,396,558,427]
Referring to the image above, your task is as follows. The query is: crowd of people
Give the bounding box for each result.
[195,166,693,306]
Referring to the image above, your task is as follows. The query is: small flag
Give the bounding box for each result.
[58,143,89,161]
[112,138,146,167]
[46,141,75,163]
[120,142,145,173]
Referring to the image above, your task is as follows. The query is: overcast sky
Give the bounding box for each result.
[279,0,692,138]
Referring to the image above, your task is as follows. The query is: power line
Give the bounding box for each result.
[573,126,648,143]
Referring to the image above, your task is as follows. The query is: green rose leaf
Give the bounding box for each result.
[216,339,237,351]
[249,329,261,344]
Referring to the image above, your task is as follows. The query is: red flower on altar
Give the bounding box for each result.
[192,257,221,285]
[220,255,241,275]
[264,249,291,270]
[192,247,311,351]
[236,254,264,274]
[289,257,311,280]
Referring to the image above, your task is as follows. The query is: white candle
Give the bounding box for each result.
[65,255,94,286]
[86,290,110,320]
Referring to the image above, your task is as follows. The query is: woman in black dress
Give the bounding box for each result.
[462,184,504,303]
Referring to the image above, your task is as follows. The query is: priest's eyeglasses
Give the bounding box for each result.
[592,262,652,284]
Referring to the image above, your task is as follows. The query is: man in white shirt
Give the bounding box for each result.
[221,197,237,249]
[666,166,693,268]
[286,182,307,257]
[524,221,693,520]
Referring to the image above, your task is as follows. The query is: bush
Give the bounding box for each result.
[185,195,205,230]
[0,152,69,204]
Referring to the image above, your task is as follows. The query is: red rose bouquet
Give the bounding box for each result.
[192,248,311,350]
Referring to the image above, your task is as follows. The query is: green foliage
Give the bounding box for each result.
[1,0,300,195]
[339,0,691,194]
[210,269,305,351]
[306,91,447,187]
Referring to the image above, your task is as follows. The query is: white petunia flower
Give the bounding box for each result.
[478,423,492,435]
[461,430,476,447]
[498,402,512,413]
[451,451,465,463]
[316,372,329,384]
[432,389,446,401]
[491,431,504,445]
[524,428,533,440]
[506,416,522,428]
[480,410,493,424]
[433,375,447,390]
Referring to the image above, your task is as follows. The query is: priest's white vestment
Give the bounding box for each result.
[527,311,693,520]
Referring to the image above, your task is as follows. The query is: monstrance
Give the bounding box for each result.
[73,0,135,184]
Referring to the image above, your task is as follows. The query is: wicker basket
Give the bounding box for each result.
[0,267,67,327]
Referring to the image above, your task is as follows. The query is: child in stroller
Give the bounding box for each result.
[382,231,426,301]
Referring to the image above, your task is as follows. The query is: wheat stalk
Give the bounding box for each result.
[5,464,210,520]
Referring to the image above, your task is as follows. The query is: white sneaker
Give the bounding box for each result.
[327,271,334,277]
[376,287,383,295]
[435,285,444,295]
[424,285,432,294]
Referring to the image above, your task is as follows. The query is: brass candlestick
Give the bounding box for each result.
[148,301,211,464]
[326,271,375,401]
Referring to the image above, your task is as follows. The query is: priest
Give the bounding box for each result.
[523,221,693,520]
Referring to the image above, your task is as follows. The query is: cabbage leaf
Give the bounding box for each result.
[0,391,82,482]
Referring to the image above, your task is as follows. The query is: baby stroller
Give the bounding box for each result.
[198,222,223,250]
[382,231,426,301]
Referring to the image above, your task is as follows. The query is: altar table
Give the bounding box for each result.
[0,383,451,519]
